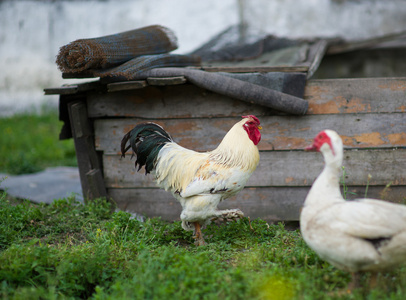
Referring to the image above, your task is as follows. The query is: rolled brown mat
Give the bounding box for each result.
[56,25,178,73]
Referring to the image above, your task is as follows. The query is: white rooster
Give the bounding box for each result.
[301,129,406,292]
[121,115,262,245]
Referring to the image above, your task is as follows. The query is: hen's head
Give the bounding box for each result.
[305,130,342,154]
[305,130,344,168]
[242,115,262,145]
[306,130,334,153]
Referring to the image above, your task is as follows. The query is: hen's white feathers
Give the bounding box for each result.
[301,130,406,273]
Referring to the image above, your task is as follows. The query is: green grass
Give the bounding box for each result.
[1,110,405,299]
[0,107,77,174]
[0,193,405,299]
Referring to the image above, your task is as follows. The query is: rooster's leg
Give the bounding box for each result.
[347,272,361,292]
[193,222,206,246]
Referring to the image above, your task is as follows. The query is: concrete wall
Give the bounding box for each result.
[242,0,406,41]
[0,0,238,115]
[1,0,405,115]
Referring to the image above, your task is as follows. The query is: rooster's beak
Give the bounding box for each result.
[258,126,262,130]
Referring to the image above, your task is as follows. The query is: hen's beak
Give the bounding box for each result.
[258,125,262,130]
[305,144,317,152]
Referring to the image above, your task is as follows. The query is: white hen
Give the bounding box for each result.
[300,129,406,291]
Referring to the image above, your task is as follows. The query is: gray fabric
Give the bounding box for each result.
[94,54,201,78]
[124,67,308,115]
[191,30,301,62]
[218,72,306,98]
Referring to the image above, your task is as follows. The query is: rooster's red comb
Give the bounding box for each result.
[242,115,260,125]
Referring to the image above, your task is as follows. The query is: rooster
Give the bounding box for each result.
[121,115,262,245]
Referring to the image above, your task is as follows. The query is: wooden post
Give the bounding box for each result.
[67,100,107,201]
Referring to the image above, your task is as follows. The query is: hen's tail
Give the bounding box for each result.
[121,122,173,174]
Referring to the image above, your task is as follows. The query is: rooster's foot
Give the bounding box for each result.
[194,236,206,246]
[213,209,244,221]
[193,222,206,246]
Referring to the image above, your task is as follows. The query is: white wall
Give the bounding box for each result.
[0,0,238,115]
[242,0,406,41]
[1,0,405,116]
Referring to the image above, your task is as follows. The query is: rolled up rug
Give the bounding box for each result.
[56,25,178,73]
[122,67,309,115]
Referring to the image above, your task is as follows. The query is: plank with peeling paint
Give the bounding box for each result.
[305,77,406,114]
[103,149,406,188]
[147,76,187,86]
[86,78,406,118]
[108,185,406,222]
[87,84,268,118]
[94,114,406,154]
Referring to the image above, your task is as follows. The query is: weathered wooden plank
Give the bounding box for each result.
[94,114,406,153]
[68,101,107,200]
[61,66,308,79]
[107,80,147,92]
[87,84,267,118]
[44,80,102,95]
[147,76,187,86]
[86,169,108,199]
[326,31,406,55]
[108,187,305,222]
[306,40,329,79]
[86,78,406,118]
[200,66,309,73]
[103,149,406,188]
[44,85,79,95]
[305,77,406,114]
[108,186,406,222]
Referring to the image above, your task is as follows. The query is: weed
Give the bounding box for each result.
[364,173,372,198]
[380,181,394,201]
[341,166,357,199]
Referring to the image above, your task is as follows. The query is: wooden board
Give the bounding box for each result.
[108,186,406,222]
[108,187,306,221]
[86,78,406,118]
[68,101,107,200]
[200,66,309,74]
[147,76,187,86]
[107,80,147,92]
[44,80,102,95]
[94,114,406,154]
[102,149,406,189]
[305,77,406,114]
[87,84,267,119]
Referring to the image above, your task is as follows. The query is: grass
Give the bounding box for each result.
[1,110,405,299]
[1,193,406,299]
[0,107,77,175]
